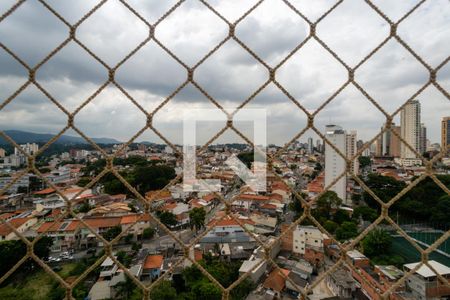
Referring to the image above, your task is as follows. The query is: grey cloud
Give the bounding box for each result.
[0,0,448,145]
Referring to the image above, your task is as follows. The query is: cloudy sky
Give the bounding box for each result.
[0,0,449,147]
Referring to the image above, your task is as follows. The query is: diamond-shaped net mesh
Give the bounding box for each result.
[0,0,449,299]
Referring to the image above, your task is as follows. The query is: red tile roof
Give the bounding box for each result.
[144,255,163,269]
[145,190,172,201]
[120,214,151,225]
[194,249,202,262]
[0,217,30,236]
[37,220,80,233]
[0,212,16,220]
[81,217,121,229]
[269,193,283,201]
[271,181,290,192]
[261,203,277,210]
[209,215,255,227]
[238,194,270,201]
[162,203,177,211]
[263,268,290,292]
[202,194,216,202]
[307,173,324,194]
[34,188,56,195]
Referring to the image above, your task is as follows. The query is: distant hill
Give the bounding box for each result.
[0,130,120,145]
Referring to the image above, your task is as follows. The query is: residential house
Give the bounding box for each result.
[239,256,267,283]
[78,217,122,248]
[99,256,118,280]
[0,217,37,241]
[250,213,277,234]
[403,261,450,300]
[326,267,357,299]
[263,268,290,298]
[37,219,80,251]
[120,214,151,237]
[293,226,326,265]
[88,202,132,216]
[271,181,291,202]
[285,271,309,298]
[143,254,164,280]
[161,202,190,228]
[232,193,270,212]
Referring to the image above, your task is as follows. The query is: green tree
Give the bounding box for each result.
[191,280,222,300]
[150,280,178,300]
[361,228,392,258]
[0,236,53,278]
[116,250,132,267]
[189,207,206,231]
[142,227,155,239]
[157,211,178,227]
[115,276,136,300]
[124,233,133,244]
[358,156,371,168]
[363,174,406,208]
[323,220,339,234]
[102,226,122,241]
[316,191,342,219]
[231,278,255,300]
[78,201,92,213]
[430,195,450,228]
[131,242,141,252]
[335,221,358,241]
[314,162,323,172]
[289,193,307,220]
[76,176,91,187]
[133,165,176,194]
[353,206,378,222]
[333,210,351,225]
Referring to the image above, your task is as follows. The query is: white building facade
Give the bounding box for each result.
[293,226,324,255]
[400,100,421,165]
[325,125,347,202]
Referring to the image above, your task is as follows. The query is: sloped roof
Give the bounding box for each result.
[237,194,270,201]
[144,255,164,270]
[34,188,56,195]
[81,217,121,229]
[37,219,80,233]
[120,214,151,225]
[263,268,290,292]
[0,217,30,236]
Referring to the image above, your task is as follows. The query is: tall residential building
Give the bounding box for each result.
[316,139,322,153]
[374,137,383,157]
[375,126,390,157]
[346,131,359,175]
[325,125,347,202]
[442,117,450,155]
[307,137,314,154]
[14,143,39,156]
[400,100,421,159]
[390,124,401,157]
[0,148,5,158]
[382,128,391,156]
[375,122,401,157]
[419,123,427,155]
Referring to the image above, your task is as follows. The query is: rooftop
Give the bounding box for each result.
[144,255,164,270]
[404,260,450,278]
[263,268,290,293]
